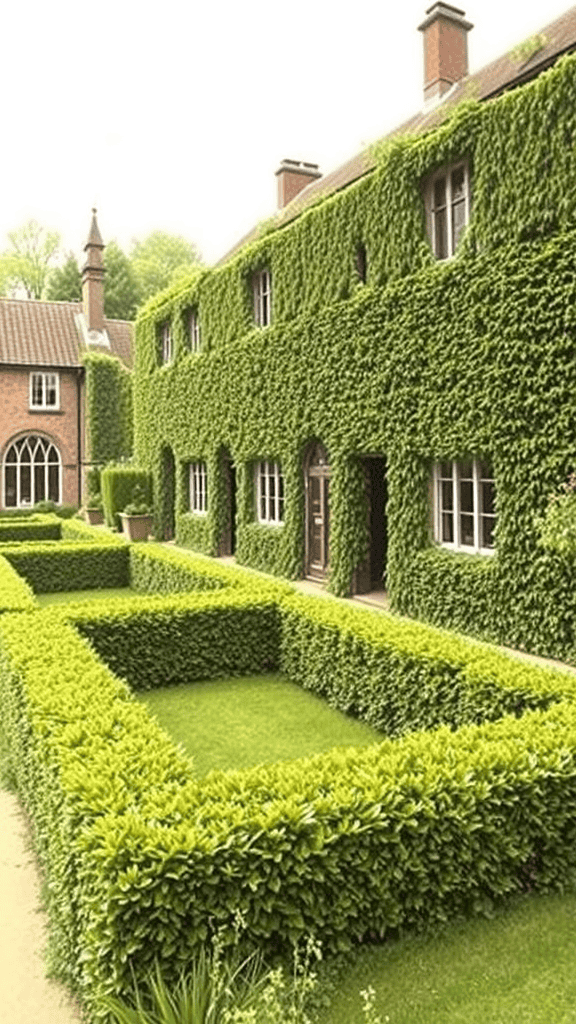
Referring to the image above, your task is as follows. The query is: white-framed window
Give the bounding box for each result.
[189,461,207,514]
[160,322,173,364]
[3,434,61,507]
[188,309,201,353]
[30,372,59,410]
[253,269,272,327]
[433,459,496,554]
[256,460,284,524]
[426,161,470,260]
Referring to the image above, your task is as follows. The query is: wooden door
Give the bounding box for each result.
[306,458,330,579]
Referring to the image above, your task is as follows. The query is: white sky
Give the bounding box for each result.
[1,0,571,266]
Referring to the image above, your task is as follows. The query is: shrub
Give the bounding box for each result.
[0,541,129,593]
[102,465,153,530]
[0,514,61,543]
[0,556,36,612]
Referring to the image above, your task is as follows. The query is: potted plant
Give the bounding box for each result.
[85,493,104,526]
[119,486,154,542]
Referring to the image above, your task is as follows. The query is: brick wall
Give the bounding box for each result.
[0,365,83,508]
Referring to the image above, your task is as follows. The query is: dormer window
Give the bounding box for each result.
[188,309,201,353]
[426,162,470,260]
[160,322,172,364]
[253,269,272,327]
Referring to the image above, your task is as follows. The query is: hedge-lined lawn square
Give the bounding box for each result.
[137,673,382,775]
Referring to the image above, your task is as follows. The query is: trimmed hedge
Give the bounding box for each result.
[279,594,573,736]
[128,541,290,596]
[3,598,576,1021]
[0,556,37,613]
[101,465,153,530]
[60,519,126,544]
[0,513,61,543]
[62,590,281,690]
[0,541,129,593]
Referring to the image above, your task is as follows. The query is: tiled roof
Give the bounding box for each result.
[219,4,576,263]
[0,299,133,370]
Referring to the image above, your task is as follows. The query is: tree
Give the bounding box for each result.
[131,231,201,303]
[45,253,82,302]
[103,240,141,321]
[0,220,62,299]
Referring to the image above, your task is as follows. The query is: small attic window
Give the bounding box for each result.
[159,322,173,365]
[355,243,367,284]
[253,269,272,327]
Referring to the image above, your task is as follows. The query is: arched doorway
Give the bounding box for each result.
[3,434,61,508]
[304,442,330,580]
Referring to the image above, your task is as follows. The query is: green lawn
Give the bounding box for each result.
[36,587,134,606]
[317,890,576,1024]
[137,673,382,775]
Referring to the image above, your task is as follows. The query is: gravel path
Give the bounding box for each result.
[0,788,83,1023]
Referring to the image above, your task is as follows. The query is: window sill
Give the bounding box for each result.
[436,542,495,557]
[28,407,62,414]
[256,520,284,528]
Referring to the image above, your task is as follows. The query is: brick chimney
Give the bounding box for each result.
[275,159,322,209]
[418,3,473,105]
[82,208,105,332]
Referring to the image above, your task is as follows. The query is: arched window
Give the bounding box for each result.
[3,435,61,508]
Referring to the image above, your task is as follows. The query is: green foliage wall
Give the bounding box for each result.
[83,352,133,465]
[101,466,152,529]
[133,54,576,662]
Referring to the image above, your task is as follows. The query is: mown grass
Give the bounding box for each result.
[317,890,576,1024]
[136,673,382,775]
[36,587,133,606]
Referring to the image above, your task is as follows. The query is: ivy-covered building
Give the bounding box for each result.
[0,211,133,510]
[134,3,576,661]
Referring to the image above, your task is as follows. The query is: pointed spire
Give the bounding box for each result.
[85,207,104,250]
[82,208,106,332]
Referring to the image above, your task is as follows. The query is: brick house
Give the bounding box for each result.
[133,4,576,661]
[0,211,132,510]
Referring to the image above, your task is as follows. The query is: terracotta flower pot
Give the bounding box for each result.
[85,508,104,526]
[119,513,154,542]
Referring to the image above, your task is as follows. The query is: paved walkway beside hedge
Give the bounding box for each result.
[0,787,82,1024]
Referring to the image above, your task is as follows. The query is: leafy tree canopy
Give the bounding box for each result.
[45,253,82,302]
[0,220,61,299]
[103,240,141,321]
[131,231,202,303]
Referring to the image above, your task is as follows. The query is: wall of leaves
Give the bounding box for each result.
[83,351,133,465]
[133,53,576,662]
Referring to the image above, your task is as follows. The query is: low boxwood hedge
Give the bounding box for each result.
[128,542,291,596]
[3,544,576,1021]
[279,594,574,736]
[60,590,281,689]
[0,541,129,593]
[2,601,576,1020]
[0,513,61,543]
[0,556,36,613]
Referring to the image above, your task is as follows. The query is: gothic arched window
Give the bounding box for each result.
[3,435,61,507]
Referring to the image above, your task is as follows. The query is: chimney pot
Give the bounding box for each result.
[275,159,322,209]
[418,2,473,105]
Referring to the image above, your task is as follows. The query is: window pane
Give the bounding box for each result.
[441,480,453,511]
[35,464,45,502]
[460,513,474,546]
[479,460,493,480]
[434,177,446,208]
[451,166,465,200]
[442,511,454,543]
[452,198,467,251]
[482,516,495,549]
[434,208,447,260]
[20,465,31,503]
[459,479,473,513]
[482,480,495,516]
[460,461,473,480]
[48,464,59,503]
[5,466,16,506]
[46,375,57,406]
[439,461,452,479]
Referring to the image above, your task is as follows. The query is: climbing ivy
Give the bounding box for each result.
[134,52,576,662]
[83,351,133,465]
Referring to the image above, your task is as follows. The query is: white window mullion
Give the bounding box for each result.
[453,462,459,549]
[473,460,480,553]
